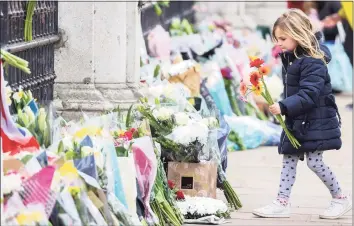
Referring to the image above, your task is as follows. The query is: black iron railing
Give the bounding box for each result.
[140,1,195,52]
[0,1,59,104]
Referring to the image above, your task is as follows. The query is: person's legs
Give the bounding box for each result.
[306,151,342,197]
[306,151,352,219]
[252,154,301,218]
[277,154,300,202]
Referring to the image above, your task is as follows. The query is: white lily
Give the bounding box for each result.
[12,90,23,104]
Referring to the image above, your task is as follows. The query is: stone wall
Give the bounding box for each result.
[54,2,142,120]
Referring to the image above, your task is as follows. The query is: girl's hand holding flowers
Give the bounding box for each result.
[269,103,281,115]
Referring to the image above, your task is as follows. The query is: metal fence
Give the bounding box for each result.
[140,1,195,53]
[0,1,59,104]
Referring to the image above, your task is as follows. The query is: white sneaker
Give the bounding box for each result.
[252,200,290,218]
[319,197,352,219]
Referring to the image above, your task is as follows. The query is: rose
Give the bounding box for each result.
[176,190,185,200]
[168,180,175,189]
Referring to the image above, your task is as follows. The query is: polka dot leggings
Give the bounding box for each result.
[277,151,342,201]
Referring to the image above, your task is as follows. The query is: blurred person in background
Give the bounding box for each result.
[303,1,353,95]
[323,1,353,109]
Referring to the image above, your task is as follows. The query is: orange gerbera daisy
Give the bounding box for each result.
[249,71,261,86]
[250,58,265,68]
[252,83,264,96]
[239,81,247,96]
[259,66,270,75]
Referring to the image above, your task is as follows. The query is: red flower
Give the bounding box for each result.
[250,58,264,68]
[123,131,133,140]
[249,71,261,86]
[176,190,185,200]
[168,180,175,189]
[130,128,136,133]
[220,67,233,80]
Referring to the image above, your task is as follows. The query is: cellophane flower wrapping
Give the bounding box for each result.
[132,136,159,225]
[117,155,138,215]
[200,78,230,170]
[159,120,210,163]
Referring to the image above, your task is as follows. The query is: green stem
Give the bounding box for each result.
[260,79,301,149]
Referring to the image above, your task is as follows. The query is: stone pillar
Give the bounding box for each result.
[54,2,142,120]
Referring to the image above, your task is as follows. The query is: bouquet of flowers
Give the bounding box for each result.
[16,106,52,148]
[150,145,184,226]
[240,57,301,149]
[176,196,230,220]
[156,121,210,163]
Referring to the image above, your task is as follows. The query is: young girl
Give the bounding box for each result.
[252,9,351,219]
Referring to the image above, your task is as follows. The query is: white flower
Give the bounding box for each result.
[171,122,209,145]
[174,112,190,126]
[12,86,24,103]
[176,196,229,217]
[201,117,219,129]
[2,173,23,194]
[153,107,173,121]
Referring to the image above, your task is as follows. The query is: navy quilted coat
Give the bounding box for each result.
[278,33,342,155]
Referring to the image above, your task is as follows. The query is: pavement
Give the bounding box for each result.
[221,95,353,226]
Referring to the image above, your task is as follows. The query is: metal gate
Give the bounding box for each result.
[0,1,59,104]
[140,1,195,54]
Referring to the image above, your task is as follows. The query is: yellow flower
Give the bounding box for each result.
[16,211,45,225]
[74,126,102,139]
[68,186,81,197]
[252,83,264,96]
[59,161,79,180]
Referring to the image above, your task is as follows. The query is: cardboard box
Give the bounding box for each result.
[167,161,217,198]
[168,66,201,97]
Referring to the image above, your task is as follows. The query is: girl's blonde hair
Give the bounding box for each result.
[271,8,326,62]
